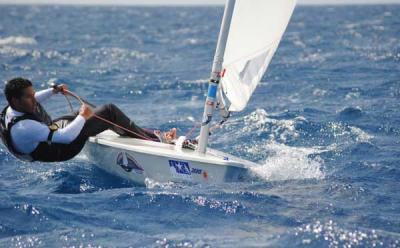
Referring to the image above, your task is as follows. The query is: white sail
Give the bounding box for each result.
[220,0,297,112]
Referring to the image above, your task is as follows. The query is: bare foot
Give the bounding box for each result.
[163,128,177,143]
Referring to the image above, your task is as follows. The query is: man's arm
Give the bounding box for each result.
[11,116,86,154]
[34,84,69,103]
[53,104,92,143]
[34,88,54,103]
[52,115,86,143]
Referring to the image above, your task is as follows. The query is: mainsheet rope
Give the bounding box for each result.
[61,89,226,142]
[62,90,159,142]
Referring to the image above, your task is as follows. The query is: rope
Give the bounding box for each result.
[62,89,159,142]
[185,123,201,139]
[184,119,229,139]
[63,95,74,113]
[61,89,227,142]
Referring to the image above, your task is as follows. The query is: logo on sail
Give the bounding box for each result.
[116,152,144,174]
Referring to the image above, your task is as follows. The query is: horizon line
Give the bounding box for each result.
[0,1,400,6]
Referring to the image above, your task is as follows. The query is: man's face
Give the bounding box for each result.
[12,86,37,114]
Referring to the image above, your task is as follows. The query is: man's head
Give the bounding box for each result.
[4,77,36,114]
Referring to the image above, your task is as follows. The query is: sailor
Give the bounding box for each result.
[0,77,177,162]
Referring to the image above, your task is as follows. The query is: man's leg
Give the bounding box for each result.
[43,104,162,162]
[80,103,160,141]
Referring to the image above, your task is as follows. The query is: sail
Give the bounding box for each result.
[220,0,296,112]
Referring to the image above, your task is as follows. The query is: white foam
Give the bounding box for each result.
[0,46,29,57]
[328,122,373,145]
[296,220,388,247]
[144,178,178,189]
[299,52,329,63]
[242,109,300,142]
[182,78,208,84]
[190,195,242,214]
[0,36,37,46]
[242,121,375,186]
[95,47,151,60]
[74,153,90,161]
[217,109,324,182]
[345,91,360,100]
[250,141,325,181]
[313,88,327,97]
[349,126,373,143]
[225,108,376,182]
[183,38,202,45]
[187,116,195,122]
[253,123,372,183]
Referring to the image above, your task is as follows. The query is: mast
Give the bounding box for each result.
[197,0,236,154]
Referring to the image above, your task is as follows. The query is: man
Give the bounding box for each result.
[0,77,176,162]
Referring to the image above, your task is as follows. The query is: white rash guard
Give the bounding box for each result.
[5,88,86,154]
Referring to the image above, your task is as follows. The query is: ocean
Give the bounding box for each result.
[0,4,399,247]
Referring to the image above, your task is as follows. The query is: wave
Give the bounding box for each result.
[219,108,374,181]
[313,88,328,97]
[189,195,243,214]
[327,121,373,145]
[242,108,301,143]
[337,106,364,121]
[0,47,81,66]
[182,38,208,46]
[0,45,150,67]
[144,178,181,190]
[0,36,37,46]
[91,47,152,61]
[0,46,30,57]
[250,141,325,181]
[181,78,208,84]
[218,109,325,181]
[296,220,397,247]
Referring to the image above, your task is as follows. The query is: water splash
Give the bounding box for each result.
[144,178,180,190]
[0,36,37,46]
[250,141,325,181]
[242,108,301,142]
[190,195,243,214]
[295,220,399,248]
[217,109,325,181]
[0,46,30,57]
[327,122,373,145]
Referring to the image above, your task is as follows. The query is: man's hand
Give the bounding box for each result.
[79,104,93,120]
[53,84,69,95]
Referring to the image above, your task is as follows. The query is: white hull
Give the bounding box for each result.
[85,131,257,185]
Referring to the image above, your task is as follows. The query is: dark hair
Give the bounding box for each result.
[4,77,33,105]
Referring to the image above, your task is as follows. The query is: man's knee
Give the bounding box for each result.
[105,103,118,111]
[99,103,118,114]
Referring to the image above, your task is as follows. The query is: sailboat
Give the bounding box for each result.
[85,0,297,185]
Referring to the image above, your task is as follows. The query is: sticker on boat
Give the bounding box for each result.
[116,152,144,174]
[168,160,203,179]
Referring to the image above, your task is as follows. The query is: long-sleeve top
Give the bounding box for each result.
[4,88,86,154]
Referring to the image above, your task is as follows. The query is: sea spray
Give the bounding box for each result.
[250,141,325,181]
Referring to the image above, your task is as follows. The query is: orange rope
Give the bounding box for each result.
[184,123,200,139]
[63,95,74,113]
[63,89,159,141]
[184,119,227,139]
[62,89,225,141]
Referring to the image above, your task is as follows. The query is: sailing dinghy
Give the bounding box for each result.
[86,0,297,185]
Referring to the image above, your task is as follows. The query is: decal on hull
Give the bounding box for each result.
[116,152,144,174]
[168,160,204,180]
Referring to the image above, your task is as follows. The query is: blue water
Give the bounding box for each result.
[0,4,399,247]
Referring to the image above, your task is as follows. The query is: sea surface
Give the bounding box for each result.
[0,4,399,248]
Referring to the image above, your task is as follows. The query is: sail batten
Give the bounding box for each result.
[221,0,297,112]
